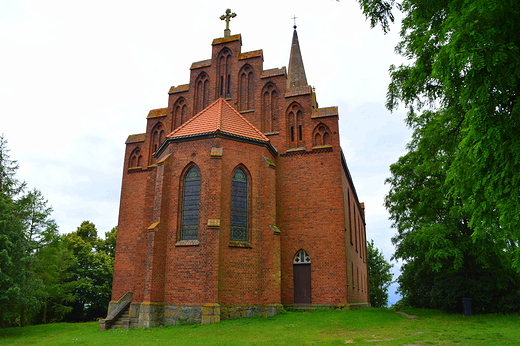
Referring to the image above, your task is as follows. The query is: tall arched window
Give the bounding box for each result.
[239,65,253,111]
[287,103,304,149]
[150,123,165,157]
[173,97,188,129]
[230,167,248,242]
[217,48,232,99]
[261,83,278,133]
[194,73,210,114]
[181,166,201,241]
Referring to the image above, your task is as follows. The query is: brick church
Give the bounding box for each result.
[101,10,369,329]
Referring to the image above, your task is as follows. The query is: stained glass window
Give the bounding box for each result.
[230,168,248,242]
[181,166,200,240]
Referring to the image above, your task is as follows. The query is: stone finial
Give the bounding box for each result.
[220,9,237,38]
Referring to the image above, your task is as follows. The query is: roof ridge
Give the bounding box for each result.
[222,100,269,141]
[168,98,221,137]
[217,98,223,131]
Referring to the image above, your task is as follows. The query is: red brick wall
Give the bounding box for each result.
[111,31,369,311]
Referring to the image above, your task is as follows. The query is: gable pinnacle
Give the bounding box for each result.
[220,9,237,38]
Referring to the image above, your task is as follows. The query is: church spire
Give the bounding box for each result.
[286,23,308,90]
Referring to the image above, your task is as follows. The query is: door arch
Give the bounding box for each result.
[293,249,311,304]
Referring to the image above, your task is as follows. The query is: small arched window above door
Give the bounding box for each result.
[293,249,311,264]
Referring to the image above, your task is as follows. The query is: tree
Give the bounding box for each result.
[60,221,114,322]
[0,136,43,327]
[354,0,520,311]
[97,226,117,258]
[367,240,393,307]
[358,0,520,267]
[385,114,520,312]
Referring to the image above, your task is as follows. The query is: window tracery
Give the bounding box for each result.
[312,123,332,147]
[129,147,142,168]
[293,249,311,264]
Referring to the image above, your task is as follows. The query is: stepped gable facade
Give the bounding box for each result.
[103,17,369,328]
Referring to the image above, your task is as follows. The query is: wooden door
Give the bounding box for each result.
[293,263,311,303]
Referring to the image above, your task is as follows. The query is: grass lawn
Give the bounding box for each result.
[0,308,519,345]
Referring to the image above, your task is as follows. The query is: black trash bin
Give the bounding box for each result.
[462,298,472,316]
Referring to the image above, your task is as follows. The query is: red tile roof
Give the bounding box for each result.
[167,98,269,142]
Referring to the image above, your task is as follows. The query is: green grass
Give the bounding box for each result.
[0,308,519,345]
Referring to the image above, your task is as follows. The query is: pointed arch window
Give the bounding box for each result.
[194,73,210,114]
[129,147,142,168]
[293,249,311,264]
[181,166,201,241]
[150,123,165,163]
[312,123,332,147]
[261,83,279,133]
[217,48,232,99]
[287,103,304,149]
[230,167,248,242]
[173,97,188,129]
[239,65,254,111]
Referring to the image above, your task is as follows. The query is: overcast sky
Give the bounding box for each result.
[1,0,411,304]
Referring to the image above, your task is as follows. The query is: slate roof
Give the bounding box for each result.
[167,98,269,142]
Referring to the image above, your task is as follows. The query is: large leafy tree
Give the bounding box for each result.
[61,221,114,322]
[367,240,393,307]
[385,112,519,312]
[354,0,520,310]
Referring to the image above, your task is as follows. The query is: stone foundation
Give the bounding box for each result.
[104,301,369,328]
[283,303,371,311]
[220,303,283,320]
[119,302,284,327]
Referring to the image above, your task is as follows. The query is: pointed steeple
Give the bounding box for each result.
[286,26,308,90]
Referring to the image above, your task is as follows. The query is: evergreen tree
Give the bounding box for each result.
[0,136,40,327]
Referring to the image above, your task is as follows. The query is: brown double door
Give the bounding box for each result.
[293,263,311,303]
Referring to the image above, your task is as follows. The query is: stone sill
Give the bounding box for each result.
[175,240,200,247]
[228,241,252,248]
[286,147,306,153]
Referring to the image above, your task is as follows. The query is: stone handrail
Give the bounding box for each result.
[99,292,133,330]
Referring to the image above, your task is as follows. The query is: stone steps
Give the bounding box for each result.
[109,308,130,329]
